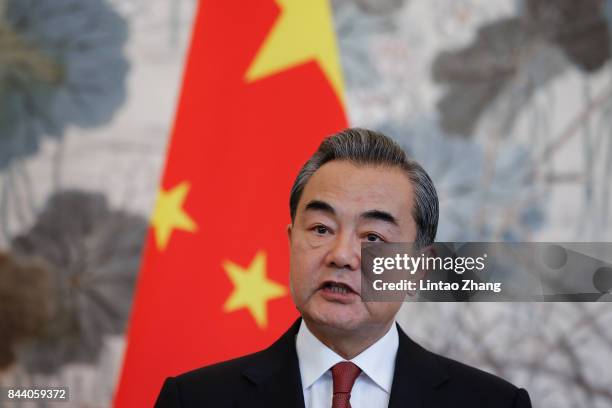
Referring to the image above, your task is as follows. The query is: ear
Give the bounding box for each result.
[413,244,435,282]
[407,245,434,298]
[287,223,293,244]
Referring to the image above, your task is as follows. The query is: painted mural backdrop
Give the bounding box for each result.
[0,0,611,406]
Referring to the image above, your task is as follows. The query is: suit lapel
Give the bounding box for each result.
[238,320,448,408]
[241,319,306,408]
[388,323,450,408]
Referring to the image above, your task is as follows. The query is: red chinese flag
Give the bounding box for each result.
[114,0,347,406]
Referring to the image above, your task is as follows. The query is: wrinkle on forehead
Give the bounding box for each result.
[298,161,416,233]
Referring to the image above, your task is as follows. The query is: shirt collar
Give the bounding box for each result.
[295,320,399,393]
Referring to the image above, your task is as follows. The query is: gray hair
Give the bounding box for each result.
[289,127,438,247]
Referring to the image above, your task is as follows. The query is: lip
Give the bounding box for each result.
[317,280,360,303]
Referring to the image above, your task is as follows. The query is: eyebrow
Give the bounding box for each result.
[360,209,399,226]
[304,200,335,215]
[303,200,399,226]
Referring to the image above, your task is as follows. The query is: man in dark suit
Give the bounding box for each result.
[155,128,532,407]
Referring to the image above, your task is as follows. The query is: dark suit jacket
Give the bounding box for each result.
[155,319,532,407]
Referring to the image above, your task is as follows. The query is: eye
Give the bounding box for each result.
[313,225,330,235]
[365,233,383,242]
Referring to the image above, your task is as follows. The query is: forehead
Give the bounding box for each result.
[298,160,414,220]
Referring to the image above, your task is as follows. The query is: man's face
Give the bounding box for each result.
[288,160,418,336]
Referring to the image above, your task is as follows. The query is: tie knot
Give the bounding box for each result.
[331,362,362,394]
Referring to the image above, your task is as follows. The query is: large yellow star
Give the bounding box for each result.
[245,0,345,104]
[223,251,288,329]
[151,182,198,251]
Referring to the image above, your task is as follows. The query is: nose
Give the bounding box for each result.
[324,230,360,271]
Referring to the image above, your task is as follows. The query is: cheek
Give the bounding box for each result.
[291,235,326,274]
[289,251,316,300]
[289,233,330,298]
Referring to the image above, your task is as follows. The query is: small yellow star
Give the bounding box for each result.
[245,0,345,104]
[151,182,197,251]
[223,251,288,329]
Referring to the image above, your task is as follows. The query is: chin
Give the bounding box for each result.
[304,306,365,333]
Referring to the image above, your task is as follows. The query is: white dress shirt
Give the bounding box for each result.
[295,320,399,408]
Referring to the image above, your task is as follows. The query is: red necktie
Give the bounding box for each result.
[331,362,362,408]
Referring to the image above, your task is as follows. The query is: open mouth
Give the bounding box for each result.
[320,281,357,295]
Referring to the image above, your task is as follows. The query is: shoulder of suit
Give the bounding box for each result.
[439,353,517,388]
[172,348,268,387]
[421,344,522,401]
[169,320,300,392]
[396,324,521,397]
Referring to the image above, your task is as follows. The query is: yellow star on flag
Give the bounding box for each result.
[245,0,345,104]
[151,181,197,251]
[223,251,288,329]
